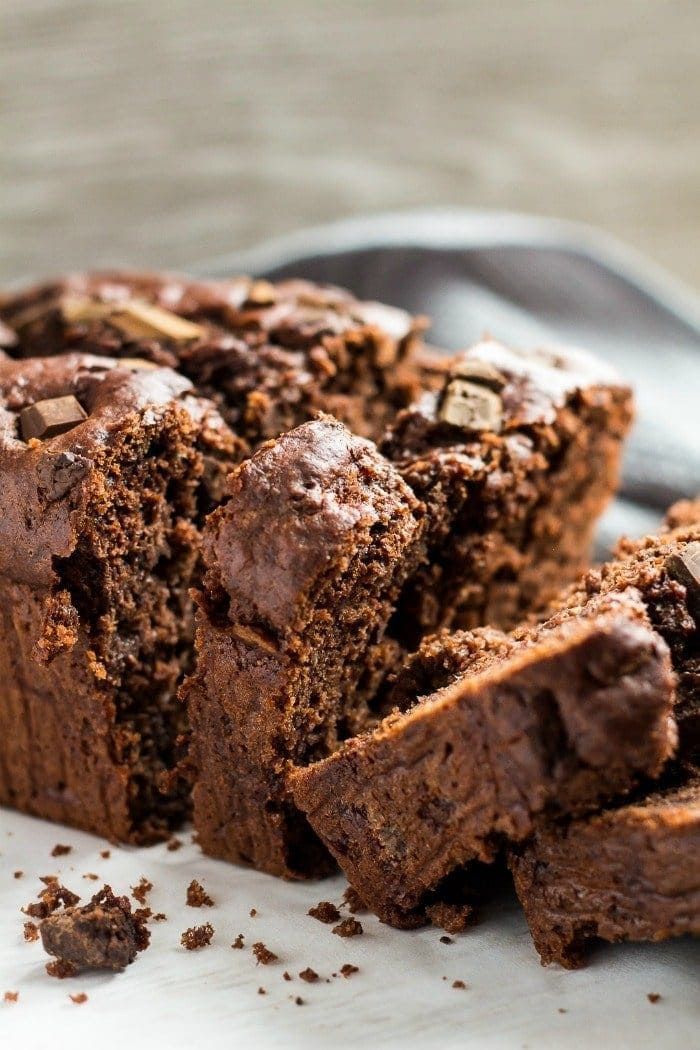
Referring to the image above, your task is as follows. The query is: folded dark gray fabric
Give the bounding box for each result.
[198,209,700,551]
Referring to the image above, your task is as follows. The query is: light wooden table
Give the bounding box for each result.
[2,0,699,288]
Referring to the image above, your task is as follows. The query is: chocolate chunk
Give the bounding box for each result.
[118,357,159,371]
[0,319,18,348]
[108,302,204,342]
[246,280,276,306]
[20,396,87,442]
[449,357,506,392]
[438,379,503,432]
[666,543,700,619]
[61,297,205,342]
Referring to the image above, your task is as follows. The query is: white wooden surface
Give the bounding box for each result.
[1,808,698,1049]
[1,0,699,287]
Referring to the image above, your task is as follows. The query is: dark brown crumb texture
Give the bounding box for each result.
[185,415,426,878]
[509,764,700,967]
[291,590,676,928]
[382,340,633,644]
[0,353,237,843]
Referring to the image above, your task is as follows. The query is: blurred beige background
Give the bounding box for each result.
[1,0,699,287]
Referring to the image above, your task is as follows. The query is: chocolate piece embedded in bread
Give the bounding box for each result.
[184,416,426,877]
[0,353,237,842]
[0,271,431,451]
[509,765,700,967]
[382,340,633,643]
[290,591,676,926]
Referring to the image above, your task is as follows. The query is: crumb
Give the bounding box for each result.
[69,993,88,1004]
[452,980,467,990]
[558,1008,567,1014]
[131,877,152,905]
[180,923,214,950]
[249,908,257,917]
[82,873,99,881]
[46,959,79,979]
[647,993,662,1004]
[51,844,72,858]
[294,996,304,1006]
[134,907,152,922]
[342,887,367,914]
[231,933,245,950]
[426,901,474,935]
[100,850,111,860]
[153,913,167,922]
[13,871,23,879]
[308,901,341,924]
[186,879,214,908]
[339,964,359,978]
[166,838,182,852]
[299,967,319,983]
[440,936,454,945]
[332,917,363,938]
[258,987,266,996]
[252,942,278,965]
[3,991,18,1003]
[283,971,292,981]
[40,885,150,973]
[23,921,39,942]
[23,880,80,919]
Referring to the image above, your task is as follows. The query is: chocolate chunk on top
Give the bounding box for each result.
[20,395,87,442]
[438,378,503,432]
[666,543,700,619]
[449,355,506,391]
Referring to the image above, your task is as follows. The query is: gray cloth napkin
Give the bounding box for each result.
[198,209,700,553]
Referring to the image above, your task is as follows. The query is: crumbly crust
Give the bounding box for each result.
[0,271,431,450]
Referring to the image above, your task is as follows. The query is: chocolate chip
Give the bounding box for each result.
[245,280,276,306]
[449,357,506,392]
[118,357,159,371]
[20,396,87,442]
[666,543,700,619]
[108,302,204,342]
[438,379,503,433]
[61,297,204,342]
[0,319,18,348]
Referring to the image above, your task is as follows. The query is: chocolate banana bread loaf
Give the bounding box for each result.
[382,340,633,643]
[290,590,676,926]
[0,271,429,452]
[184,416,426,878]
[0,353,236,842]
[509,763,700,967]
